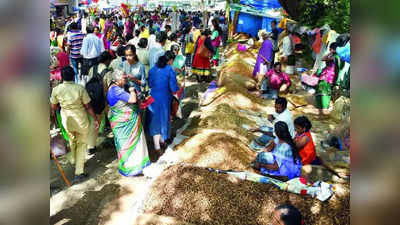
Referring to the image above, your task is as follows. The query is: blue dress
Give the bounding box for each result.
[255,138,302,179]
[147,65,179,141]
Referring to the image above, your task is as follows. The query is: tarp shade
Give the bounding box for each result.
[231,10,281,37]
[239,0,281,10]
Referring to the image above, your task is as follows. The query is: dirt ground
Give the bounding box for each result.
[50,75,210,225]
[50,41,349,224]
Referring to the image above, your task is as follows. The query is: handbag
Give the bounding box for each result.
[138,90,155,109]
[198,37,211,59]
[171,86,184,119]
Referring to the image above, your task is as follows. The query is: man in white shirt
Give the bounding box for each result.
[147,29,157,50]
[249,97,295,150]
[280,26,295,75]
[128,29,141,47]
[149,31,168,69]
[81,13,88,34]
[268,97,295,138]
[80,25,105,81]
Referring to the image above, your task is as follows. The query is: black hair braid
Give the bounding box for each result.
[275,121,301,163]
[281,131,300,163]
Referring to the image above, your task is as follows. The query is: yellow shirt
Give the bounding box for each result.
[193,29,201,44]
[139,28,150,39]
[100,18,105,32]
[50,81,91,110]
[57,35,64,49]
[50,81,91,133]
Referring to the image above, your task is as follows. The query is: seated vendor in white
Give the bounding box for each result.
[249,97,295,150]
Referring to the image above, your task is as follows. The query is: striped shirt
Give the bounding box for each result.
[67,30,84,59]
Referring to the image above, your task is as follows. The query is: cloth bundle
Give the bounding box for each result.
[208,169,334,202]
[301,73,320,86]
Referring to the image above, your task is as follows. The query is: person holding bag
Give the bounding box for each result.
[191,29,215,83]
[183,24,194,71]
[146,51,179,154]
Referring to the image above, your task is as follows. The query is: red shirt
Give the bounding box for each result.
[296,131,316,165]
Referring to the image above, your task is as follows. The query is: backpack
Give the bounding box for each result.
[85,65,111,114]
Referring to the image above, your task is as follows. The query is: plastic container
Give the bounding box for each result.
[315,94,331,109]
[297,67,307,73]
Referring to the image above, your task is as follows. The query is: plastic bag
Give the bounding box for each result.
[173,55,186,69]
[237,43,247,51]
[50,134,67,157]
[336,42,350,63]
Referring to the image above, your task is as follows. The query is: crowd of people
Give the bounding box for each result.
[50,6,345,184]
[50,8,228,184]
[253,19,347,100]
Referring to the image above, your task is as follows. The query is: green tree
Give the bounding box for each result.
[278,0,350,33]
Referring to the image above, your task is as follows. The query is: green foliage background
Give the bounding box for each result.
[299,0,350,33]
[277,0,350,33]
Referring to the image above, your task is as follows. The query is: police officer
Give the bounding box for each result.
[50,66,99,184]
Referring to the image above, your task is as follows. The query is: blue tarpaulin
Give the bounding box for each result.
[231,0,282,37]
[239,0,282,10]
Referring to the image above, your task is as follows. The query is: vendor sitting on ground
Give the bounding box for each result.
[294,116,317,165]
[258,62,291,99]
[249,97,295,150]
[251,121,302,180]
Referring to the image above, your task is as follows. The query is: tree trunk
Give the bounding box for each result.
[277,0,303,21]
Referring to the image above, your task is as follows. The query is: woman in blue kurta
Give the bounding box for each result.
[147,51,179,152]
[251,121,302,179]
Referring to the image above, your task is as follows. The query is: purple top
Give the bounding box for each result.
[253,39,273,76]
[125,20,134,36]
[104,20,113,35]
[107,86,130,107]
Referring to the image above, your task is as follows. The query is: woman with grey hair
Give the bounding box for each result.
[106,70,150,176]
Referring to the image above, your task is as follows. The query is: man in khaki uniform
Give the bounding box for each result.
[86,51,113,154]
[51,66,99,184]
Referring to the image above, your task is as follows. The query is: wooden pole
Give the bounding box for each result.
[51,150,71,187]
[232,10,239,36]
[226,0,231,38]
[202,0,207,29]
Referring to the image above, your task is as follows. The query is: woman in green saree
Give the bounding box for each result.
[106,70,150,176]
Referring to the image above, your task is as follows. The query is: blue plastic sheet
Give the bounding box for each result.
[237,13,263,37]
[239,0,282,9]
[231,0,282,37]
[336,42,350,63]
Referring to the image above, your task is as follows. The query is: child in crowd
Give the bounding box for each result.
[294,116,317,165]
